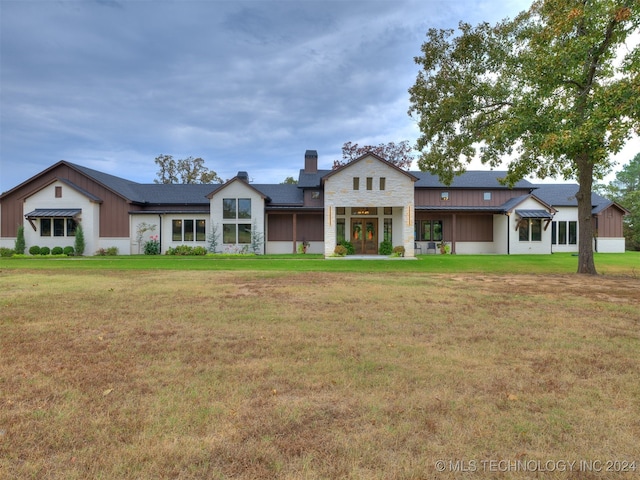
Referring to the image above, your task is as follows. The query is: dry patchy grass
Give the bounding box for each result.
[1,270,639,479]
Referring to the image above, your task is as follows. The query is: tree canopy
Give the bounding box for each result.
[154,155,222,184]
[332,141,414,170]
[408,0,640,274]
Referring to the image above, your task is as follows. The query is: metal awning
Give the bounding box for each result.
[515,209,553,219]
[25,208,81,218]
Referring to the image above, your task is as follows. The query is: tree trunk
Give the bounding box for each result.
[575,154,598,274]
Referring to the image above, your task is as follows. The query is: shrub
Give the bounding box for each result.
[40,246,51,255]
[392,245,405,257]
[15,225,26,254]
[63,246,75,256]
[95,247,119,256]
[192,246,208,256]
[144,235,160,255]
[51,246,64,255]
[379,240,393,255]
[166,245,208,256]
[29,245,41,255]
[74,224,85,256]
[0,247,15,257]
[334,244,347,256]
[337,240,354,255]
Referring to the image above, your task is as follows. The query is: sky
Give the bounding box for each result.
[1,0,637,193]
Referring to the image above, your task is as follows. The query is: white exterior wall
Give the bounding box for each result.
[492,214,509,254]
[455,242,497,254]
[130,214,162,254]
[508,197,553,255]
[210,180,265,254]
[23,181,99,255]
[550,207,578,253]
[323,156,415,256]
[595,237,626,253]
[161,213,210,253]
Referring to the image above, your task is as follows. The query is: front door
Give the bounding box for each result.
[351,218,378,254]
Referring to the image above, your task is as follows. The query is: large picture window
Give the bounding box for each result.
[40,217,77,237]
[552,221,577,245]
[172,219,207,242]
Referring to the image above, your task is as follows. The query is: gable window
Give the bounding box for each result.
[380,177,386,191]
[483,192,491,201]
[353,177,360,190]
[55,186,62,198]
[223,198,236,219]
[441,192,449,201]
[366,177,373,190]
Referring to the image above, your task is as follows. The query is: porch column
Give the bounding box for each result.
[451,213,457,254]
[292,213,297,253]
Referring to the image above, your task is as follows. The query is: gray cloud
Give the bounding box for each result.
[1,0,533,190]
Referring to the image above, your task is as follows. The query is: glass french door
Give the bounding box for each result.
[351,218,378,254]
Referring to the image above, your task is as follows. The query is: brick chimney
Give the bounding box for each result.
[304,150,318,173]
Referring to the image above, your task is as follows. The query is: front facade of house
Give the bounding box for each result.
[0,151,628,256]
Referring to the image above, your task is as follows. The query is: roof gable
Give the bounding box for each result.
[321,153,418,183]
[206,177,269,200]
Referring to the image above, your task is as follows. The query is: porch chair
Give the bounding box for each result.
[414,242,422,254]
[426,242,437,254]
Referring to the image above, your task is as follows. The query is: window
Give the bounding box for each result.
[483,192,491,201]
[223,198,236,219]
[568,221,577,244]
[384,218,392,243]
[238,224,251,244]
[196,220,206,241]
[380,177,386,191]
[66,219,77,236]
[40,219,51,236]
[172,219,207,242]
[353,177,360,190]
[519,219,542,242]
[383,207,392,215]
[40,217,76,237]
[311,191,320,199]
[441,192,449,201]
[53,218,65,237]
[336,207,345,216]
[55,186,62,198]
[366,177,373,190]
[238,199,251,219]
[552,221,577,245]
[419,220,443,241]
[223,224,236,243]
[337,219,346,243]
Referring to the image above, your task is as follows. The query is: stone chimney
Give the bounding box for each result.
[304,150,318,173]
[237,171,249,182]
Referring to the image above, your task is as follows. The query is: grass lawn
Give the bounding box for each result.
[1,255,639,478]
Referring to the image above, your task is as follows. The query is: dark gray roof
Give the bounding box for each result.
[413,171,534,189]
[298,169,331,188]
[25,208,81,218]
[516,209,553,219]
[67,161,146,202]
[252,184,304,205]
[133,184,218,204]
[532,184,613,213]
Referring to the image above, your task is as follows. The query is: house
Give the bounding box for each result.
[0,150,628,256]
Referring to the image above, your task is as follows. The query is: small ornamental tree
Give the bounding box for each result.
[74,223,85,256]
[14,224,25,254]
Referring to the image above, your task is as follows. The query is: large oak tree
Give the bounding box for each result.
[408,0,639,274]
[154,154,222,184]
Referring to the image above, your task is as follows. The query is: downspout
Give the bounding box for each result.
[158,214,163,254]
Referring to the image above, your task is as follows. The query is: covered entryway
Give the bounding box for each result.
[351,218,378,254]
